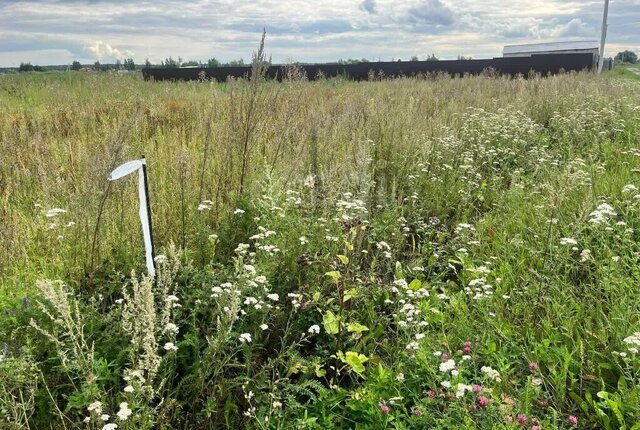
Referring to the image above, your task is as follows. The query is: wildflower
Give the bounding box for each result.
[517,414,527,426]
[234,208,245,215]
[532,426,541,430]
[102,424,118,430]
[123,385,134,393]
[45,208,66,217]
[477,396,490,408]
[163,342,178,352]
[589,203,616,224]
[426,390,437,398]
[239,333,252,343]
[529,362,539,372]
[413,407,423,417]
[197,201,213,211]
[272,401,283,408]
[580,249,591,262]
[440,380,451,389]
[568,415,578,426]
[472,384,483,393]
[88,401,103,415]
[116,402,132,421]
[456,383,473,398]
[463,341,472,354]
[83,417,90,423]
[304,174,315,188]
[622,184,638,193]
[154,254,167,264]
[376,241,391,251]
[406,341,419,351]
[379,399,390,414]
[260,324,268,331]
[164,323,179,335]
[439,359,456,373]
[308,325,321,334]
[559,237,577,246]
[481,366,501,382]
[100,414,110,421]
[396,372,404,382]
[266,293,279,301]
[299,236,308,245]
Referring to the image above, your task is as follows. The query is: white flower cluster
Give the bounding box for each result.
[480,366,501,382]
[589,203,616,225]
[335,192,368,222]
[198,200,213,211]
[622,332,640,355]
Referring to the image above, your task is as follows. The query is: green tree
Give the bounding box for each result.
[207,57,220,67]
[227,58,245,66]
[144,58,152,69]
[18,62,34,72]
[123,58,136,70]
[181,60,200,67]
[161,57,180,68]
[615,50,637,64]
[71,60,82,71]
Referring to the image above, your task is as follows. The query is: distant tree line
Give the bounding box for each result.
[615,50,638,64]
[13,51,501,74]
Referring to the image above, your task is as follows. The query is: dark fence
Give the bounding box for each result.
[142,53,595,82]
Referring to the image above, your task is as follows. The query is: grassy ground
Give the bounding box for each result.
[609,64,640,81]
[1,69,640,429]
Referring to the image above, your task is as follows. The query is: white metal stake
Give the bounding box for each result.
[598,0,610,73]
[108,158,156,277]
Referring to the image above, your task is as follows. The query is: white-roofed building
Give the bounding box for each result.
[503,40,600,58]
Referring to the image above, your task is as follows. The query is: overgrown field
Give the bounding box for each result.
[1,70,640,429]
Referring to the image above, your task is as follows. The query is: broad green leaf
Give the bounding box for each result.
[347,322,369,333]
[342,351,368,375]
[408,279,422,291]
[337,255,349,265]
[325,271,341,282]
[323,311,340,334]
[315,364,326,377]
[343,288,356,303]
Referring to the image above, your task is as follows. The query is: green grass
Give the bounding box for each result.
[608,64,640,81]
[1,70,640,429]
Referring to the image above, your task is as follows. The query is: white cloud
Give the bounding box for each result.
[86,41,133,61]
[0,0,637,65]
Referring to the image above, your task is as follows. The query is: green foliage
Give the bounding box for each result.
[615,50,638,64]
[123,58,136,71]
[71,60,82,71]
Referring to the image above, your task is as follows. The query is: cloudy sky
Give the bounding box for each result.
[0,0,638,66]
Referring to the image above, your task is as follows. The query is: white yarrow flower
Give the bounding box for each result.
[45,208,67,218]
[163,342,178,351]
[116,402,132,421]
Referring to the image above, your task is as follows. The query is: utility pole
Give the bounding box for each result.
[598,0,610,73]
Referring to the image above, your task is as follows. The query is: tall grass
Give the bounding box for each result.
[1,69,640,429]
